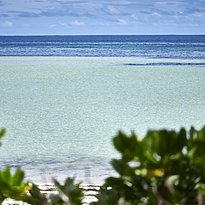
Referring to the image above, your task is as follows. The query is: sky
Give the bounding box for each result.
[0,0,205,35]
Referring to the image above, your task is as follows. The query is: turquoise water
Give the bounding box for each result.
[0,57,205,183]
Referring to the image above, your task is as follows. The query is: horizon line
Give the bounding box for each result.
[0,34,205,37]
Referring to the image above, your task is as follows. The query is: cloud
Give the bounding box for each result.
[8,9,79,18]
[122,0,205,26]
[15,11,39,17]
[70,20,85,26]
[152,12,161,17]
[191,12,205,17]
[0,14,9,17]
[3,0,204,21]
[117,19,128,25]
[40,10,66,17]
[49,21,69,28]
[40,9,79,17]
[0,0,205,34]
[58,21,69,27]
[106,5,119,15]
[0,20,13,27]
[50,20,85,29]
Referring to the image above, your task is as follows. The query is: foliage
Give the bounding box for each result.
[0,129,30,203]
[94,126,205,205]
[51,178,84,205]
[22,183,48,205]
[22,177,84,205]
[0,166,30,203]
[1,126,205,204]
[0,128,84,205]
[0,128,6,145]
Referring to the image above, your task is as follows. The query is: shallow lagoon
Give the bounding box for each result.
[0,57,205,183]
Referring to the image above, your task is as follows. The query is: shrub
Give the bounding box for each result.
[94,126,205,205]
[1,126,205,204]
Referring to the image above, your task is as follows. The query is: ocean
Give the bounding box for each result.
[0,35,205,184]
[0,35,205,58]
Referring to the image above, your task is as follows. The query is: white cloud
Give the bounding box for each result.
[152,12,161,17]
[191,12,205,17]
[0,0,205,34]
[117,19,128,25]
[131,14,138,21]
[50,20,85,29]
[49,24,56,28]
[49,21,68,28]
[106,5,119,15]
[58,21,69,27]
[70,20,85,26]
[1,20,13,27]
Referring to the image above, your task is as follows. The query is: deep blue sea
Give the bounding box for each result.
[0,35,205,58]
[0,35,205,184]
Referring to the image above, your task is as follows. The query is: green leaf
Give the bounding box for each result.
[0,166,30,202]
[54,177,84,205]
[22,183,48,205]
[1,166,11,183]
[113,131,139,161]
[12,167,25,186]
[0,128,6,138]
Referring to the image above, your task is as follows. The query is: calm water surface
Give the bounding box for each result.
[0,56,205,183]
